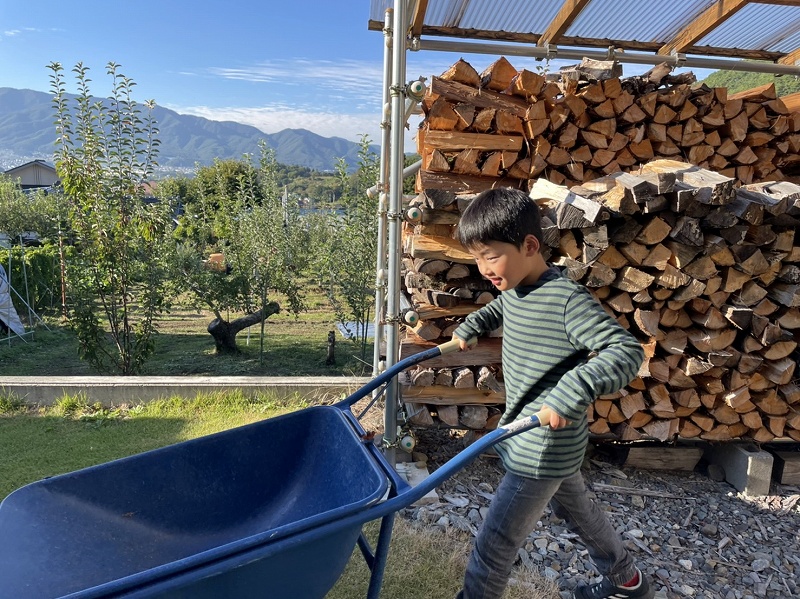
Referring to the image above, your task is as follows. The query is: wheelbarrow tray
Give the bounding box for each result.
[0,405,390,599]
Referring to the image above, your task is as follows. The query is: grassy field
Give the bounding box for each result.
[1,293,375,377]
[0,391,306,497]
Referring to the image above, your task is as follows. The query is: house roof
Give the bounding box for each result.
[3,159,57,176]
[368,0,800,74]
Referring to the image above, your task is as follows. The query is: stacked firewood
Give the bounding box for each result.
[416,57,800,191]
[538,164,799,443]
[399,57,800,443]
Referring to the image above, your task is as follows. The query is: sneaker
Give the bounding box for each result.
[572,568,654,599]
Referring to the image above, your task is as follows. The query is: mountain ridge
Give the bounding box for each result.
[0,87,378,172]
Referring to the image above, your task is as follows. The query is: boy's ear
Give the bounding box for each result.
[523,234,540,255]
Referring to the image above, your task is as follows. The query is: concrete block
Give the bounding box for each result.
[395,462,439,506]
[704,443,773,496]
[770,450,800,485]
[0,376,371,406]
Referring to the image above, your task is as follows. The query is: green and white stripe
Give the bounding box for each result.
[455,267,643,479]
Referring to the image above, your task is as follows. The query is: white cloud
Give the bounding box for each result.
[2,26,61,41]
[171,56,454,147]
[207,58,385,105]
[167,103,422,149]
[171,104,377,140]
[200,55,504,110]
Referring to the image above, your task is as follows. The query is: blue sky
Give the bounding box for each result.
[1,1,701,147]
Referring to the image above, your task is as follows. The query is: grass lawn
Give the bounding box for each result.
[1,293,375,377]
[0,391,305,498]
[0,394,556,599]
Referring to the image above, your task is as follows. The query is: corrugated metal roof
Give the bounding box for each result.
[368,0,800,69]
[699,4,800,51]
[567,0,713,43]
[565,0,697,43]
[458,0,564,32]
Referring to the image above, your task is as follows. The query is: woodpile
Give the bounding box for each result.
[417,57,800,190]
[400,57,800,443]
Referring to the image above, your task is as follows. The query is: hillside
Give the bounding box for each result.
[701,69,800,96]
[0,87,378,172]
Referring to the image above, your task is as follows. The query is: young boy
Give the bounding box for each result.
[451,187,653,599]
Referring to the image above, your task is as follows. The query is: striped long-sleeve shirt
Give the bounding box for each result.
[454,266,644,479]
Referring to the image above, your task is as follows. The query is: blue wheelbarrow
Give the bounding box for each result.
[0,339,546,599]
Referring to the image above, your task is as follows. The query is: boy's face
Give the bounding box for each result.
[467,235,542,291]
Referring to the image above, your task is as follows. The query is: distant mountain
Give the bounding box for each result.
[0,87,378,172]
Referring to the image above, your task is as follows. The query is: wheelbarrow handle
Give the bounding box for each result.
[337,337,477,408]
[370,410,549,516]
[436,336,477,355]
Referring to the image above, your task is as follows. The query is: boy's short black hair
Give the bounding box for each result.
[457,187,543,249]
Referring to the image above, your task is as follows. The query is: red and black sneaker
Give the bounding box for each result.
[573,568,654,599]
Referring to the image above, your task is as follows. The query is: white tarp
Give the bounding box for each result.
[0,265,25,337]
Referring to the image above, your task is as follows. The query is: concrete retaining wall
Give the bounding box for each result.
[0,376,373,406]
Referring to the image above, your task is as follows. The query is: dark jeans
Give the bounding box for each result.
[458,470,636,599]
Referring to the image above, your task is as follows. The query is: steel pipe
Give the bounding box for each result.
[415,38,800,76]
[383,0,411,467]
[372,8,394,380]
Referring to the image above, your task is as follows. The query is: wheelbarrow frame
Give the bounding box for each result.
[320,338,546,599]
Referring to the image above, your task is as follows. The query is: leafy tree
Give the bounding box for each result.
[49,61,173,374]
[702,69,800,96]
[167,144,310,356]
[0,175,71,318]
[404,152,421,195]
[311,135,379,370]
[0,176,62,241]
[1,244,68,316]
[167,159,264,244]
[301,174,341,207]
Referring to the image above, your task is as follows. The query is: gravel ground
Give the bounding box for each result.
[400,428,800,599]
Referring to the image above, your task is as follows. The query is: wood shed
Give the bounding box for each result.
[367,0,800,453]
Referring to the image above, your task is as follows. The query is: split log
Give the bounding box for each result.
[437,404,460,427]
[460,405,489,429]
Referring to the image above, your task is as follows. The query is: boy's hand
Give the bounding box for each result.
[538,406,570,429]
[453,335,474,351]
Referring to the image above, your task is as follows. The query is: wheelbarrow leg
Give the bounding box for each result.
[356,513,396,599]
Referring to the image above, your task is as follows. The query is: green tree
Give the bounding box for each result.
[404,152,421,195]
[163,159,262,245]
[0,176,62,241]
[311,135,379,370]
[1,244,67,316]
[49,61,172,374]
[302,174,341,206]
[702,70,800,96]
[168,144,310,355]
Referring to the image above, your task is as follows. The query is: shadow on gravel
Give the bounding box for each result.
[408,431,800,599]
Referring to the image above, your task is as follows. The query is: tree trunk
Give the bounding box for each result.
[208,302,280,354]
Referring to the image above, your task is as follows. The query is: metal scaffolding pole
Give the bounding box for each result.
[382,0,410,467]
[372,8,394,379]
[414,39,800,77]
